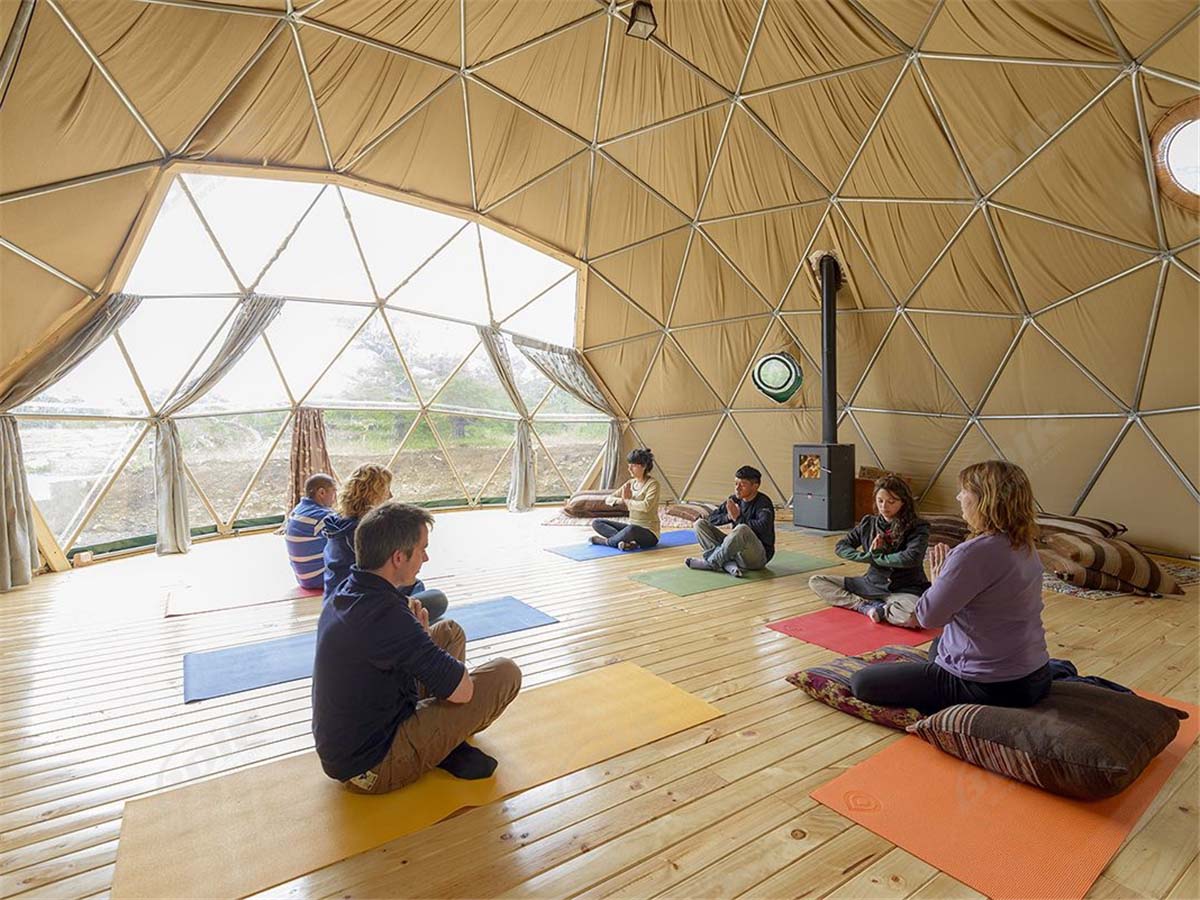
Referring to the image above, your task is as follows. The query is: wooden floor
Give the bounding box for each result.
[2,508,1197,899]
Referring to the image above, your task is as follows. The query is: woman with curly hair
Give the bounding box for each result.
[322,464,448,622]
[850,460,1050,714]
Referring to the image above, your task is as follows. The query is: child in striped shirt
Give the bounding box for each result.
[285,473,337,589]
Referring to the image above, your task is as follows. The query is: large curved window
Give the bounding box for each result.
[16,172,606,557]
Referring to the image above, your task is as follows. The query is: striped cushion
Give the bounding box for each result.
[564,490,625,517]
[1046,533,1182,595]
[908,682,1186,799]
[786,646,927,731]
[1036,513,1127,539]
[665,501,719,523]
[924,514,969,549]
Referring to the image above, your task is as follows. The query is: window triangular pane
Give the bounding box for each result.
[325,409,416,480]
[535,421,607,494]
[432,345,517,414]
[428,413,517,500]
[13,337,148,417]
[342,186,467,298]
[123,179,239,295]
[385,309,480,404]
[534,387,597,417]
[308,310,417,408]
[534,440,571,499]
[19,419,143,545]
[391,416,467,505]
[477,445,514,506]
[237,435,292,523]
[185,173,322,289]
[265,301,373,401]
[75,433,156,551]
[120,298,235,412]
[177,412,288,524]
[502,333,553,411]
[257,186,376,301]
[387,225,489,323]
[479,225,573,322]
[187,477,218,536]
[185,337,292,415]
[502,275,577,345]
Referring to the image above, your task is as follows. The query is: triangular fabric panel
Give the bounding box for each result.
[1099,0,1195,59]
[853,411,967,495]
[688,416,770,501]
[1037,264,1160,406]
[488,153,590,258]
[465,0,598,66]
[921,424,996,512]
[855,0,939,46]
[843,68,975,199]
[838,413,883,472]
[185,172,322,291]
[703,204,827,305]
[1145,411,1199,490]
[432,345,517,414]
[185,337,293,415]
[923,60,1112,192]
[187,30,327,169]
[123,180,240,295]
[852,318,968,414]
[308,311,418,408]
[589,227,690,324]
[702,107,827,219]
[1177,246,1200,274]
[993,209,1155,311]
[310,0,461,67]
[468,82,585,211]
[731,318,824,411]
[631,339,723,419]
[13,336,147,418]
[671,234,774,327]
[387,224,489,323]
[655,1,758,91]
[907,212,1024,313]
[392,416,468,505]
[473,15,606,139]
[671,318,771,407]
[264,301,372,402]
[237,433,293,522]
[745,59,902,191]
[732,409,822,502]
[839,201,971,302]
[743,0,899,91]
[581,275,660,349]
[0,250,89,378]
[348,83,474,210]
[479,226,573,322]
[784,311,892,399]
[629,414,723,500]
[604,107,727,218]
[1145,14,1199,82]
[75,433,157,550]
[502,276,577,346]
[921,0,1118,61]
[299,26,450,169]
[257,186,377,301]
[781,214,896,310]
[1140,73,1200,250]
[1140,267,1199,411]
[907,312,1020,411]
[428,413,518,500]
[67,0,276,152]
[1078,425,1199,557]
[177,412,289,524]
[982,326,1123,415]
[0,2,160,194]
[587,157,691,259]
[993,84,1158,246]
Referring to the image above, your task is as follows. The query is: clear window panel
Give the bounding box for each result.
[237,437,291,522]
[390,416,467,505]
[534,441,570,499]
[385,309,480,403]
[176,412,289,523]
[342,186,467,298]
[387,224,489,323]
[185,173,321,289]
[501,333,553,411]
[119,297,235,411]
[185,337,292,415]
[13,337,148,417]
[479,226,573,322]
[256,186,376,302]
[432,345,516,413]
[123,179,240,295]
[478,445,514,505]
[324,409,415,481]
[502,274,577,345]
[19,419,143,545]
[265,301,372,401]
[187,478,217,534]
[307,310,417,408]
[535,420,609,494]
[428,413,517,499]
[75,434,157,550]
[535,386,598,416]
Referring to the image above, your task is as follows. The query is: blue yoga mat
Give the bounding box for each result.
[183,596,557,703]
[547,528,697,561]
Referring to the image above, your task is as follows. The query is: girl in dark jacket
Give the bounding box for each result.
[809,474,930,627]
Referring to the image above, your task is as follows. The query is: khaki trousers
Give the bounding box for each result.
[345,619,522,794]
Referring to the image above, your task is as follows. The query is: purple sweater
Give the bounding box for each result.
[915,533,1049,683]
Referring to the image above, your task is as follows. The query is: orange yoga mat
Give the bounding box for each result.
[812,696,1199,900]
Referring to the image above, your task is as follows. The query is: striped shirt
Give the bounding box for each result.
[286,497,334,589]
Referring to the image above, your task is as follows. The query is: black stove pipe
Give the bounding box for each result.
[818,254,841,445]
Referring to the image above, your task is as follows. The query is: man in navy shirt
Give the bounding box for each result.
[312,502,521,793]
[685,465,776,577]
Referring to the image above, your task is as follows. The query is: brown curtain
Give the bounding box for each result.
[286,407,334,512]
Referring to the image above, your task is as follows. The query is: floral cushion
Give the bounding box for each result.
[786,645,928,730]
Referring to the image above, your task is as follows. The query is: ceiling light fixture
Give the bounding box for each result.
[625,1,657,40]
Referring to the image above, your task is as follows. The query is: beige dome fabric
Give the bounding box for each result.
[0,0,1196,555]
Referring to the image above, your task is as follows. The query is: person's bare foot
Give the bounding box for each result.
[590,535,607,546]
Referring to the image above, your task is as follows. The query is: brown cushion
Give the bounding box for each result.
[1038,548,1146,596]
[1036,513,1127,539]
[924,514,970,549]
[908,682,1186,799]
[563,490,624,517]
[786,646,927,731]
[665,501,718,522]
[1045,533,1181,595]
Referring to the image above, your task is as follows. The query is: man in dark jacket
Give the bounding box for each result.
[685,465,776,577]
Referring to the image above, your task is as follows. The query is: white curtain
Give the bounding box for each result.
[477,327,534,511]
[0,293,142,591]
[511,335,621,489]
[154,294,286,554]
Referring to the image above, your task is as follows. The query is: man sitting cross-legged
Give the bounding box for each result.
[685,465,776,578]
[312,501,522,794]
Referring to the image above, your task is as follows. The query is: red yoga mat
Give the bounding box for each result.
[811,695,1199,899]
[767,606,940,655]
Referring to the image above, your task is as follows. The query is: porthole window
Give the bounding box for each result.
[751,351,803,403]
[1152,96,1200,211]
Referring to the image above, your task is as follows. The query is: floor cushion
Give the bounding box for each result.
[908,681,1187,800]
[1045,533,1182,595]
[1036,513,1127,539]
[564,490,625,517]
[924,514,970,548]
[664,501,718,523]
[786,646,927,730]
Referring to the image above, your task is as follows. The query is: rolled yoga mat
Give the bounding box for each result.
[546,528,697,560]
[182,596,558,703]
[629,550,837,597]
[113,662,722,899]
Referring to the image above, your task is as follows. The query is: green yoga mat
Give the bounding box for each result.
[630,550,837,596]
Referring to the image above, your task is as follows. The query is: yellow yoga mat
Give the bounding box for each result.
[111,662,720,899]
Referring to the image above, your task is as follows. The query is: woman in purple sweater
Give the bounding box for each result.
[851,460,1051,714]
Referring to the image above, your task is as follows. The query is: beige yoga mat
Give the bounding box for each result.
[111,662,721,899]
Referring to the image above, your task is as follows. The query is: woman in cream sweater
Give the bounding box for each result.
[589,448,661,551]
